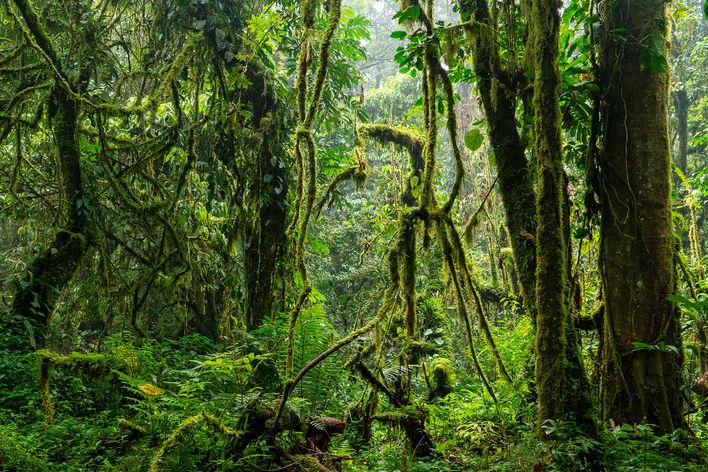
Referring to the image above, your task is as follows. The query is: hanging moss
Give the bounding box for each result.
[359,123,423,206]
[436,221,499,406]
[436,214,511,382]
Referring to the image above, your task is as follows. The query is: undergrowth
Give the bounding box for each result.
[0,319,705,471]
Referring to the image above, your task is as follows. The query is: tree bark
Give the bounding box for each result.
[10,85,87,349]
[460,0,538,320]
[532,0,594,434]
[532,0,567,425]
[597,0,683,432]
[241,67,288,331]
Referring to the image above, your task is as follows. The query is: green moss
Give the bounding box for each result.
[398,214,417,338]
[117,418,148,437]
[359,124,423,205]
[36,350,122,424]
[428,357,455,399]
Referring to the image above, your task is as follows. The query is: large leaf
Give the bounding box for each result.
[464,129,484,152]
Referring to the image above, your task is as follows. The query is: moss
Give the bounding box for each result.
[434,61,464,213]
[36,349,121,424]
[149,411,241,472]
[373,404,435,457]
[359,124,423,206]
[457,0,539,320]
[150,33,201,108]
[39,355,53,425]
[420,49,437,209]
[286,0,343,382]
[398,214,417,338]
[436,221,499,407]
[428,357,455,399]
[532,0,569,428]
[117,418,148,437]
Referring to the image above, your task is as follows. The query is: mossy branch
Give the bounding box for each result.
[37,350,120,425]
[6,0,75,98]
[285,0,342,386]
[313,166,357,220]
[117,418,148,438]
[149,412,240,472]
[275,284,396,432]
[5,0,154,115]
[359,123,423,205]
[353,361,400,407]
[302,0,342,129]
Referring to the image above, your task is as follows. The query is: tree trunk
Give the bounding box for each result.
[532,0,594,434]
[10,85,87,349]
[673,88,689,177]
[241,67,288,331]
[597,0,683,432]
[532,0,567,425]
[460,0,538,320]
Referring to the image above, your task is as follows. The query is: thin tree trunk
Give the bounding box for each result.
[460,0,538,320]
[673,88,689,177]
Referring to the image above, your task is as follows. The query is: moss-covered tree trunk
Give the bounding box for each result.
[241,67,288,331]
[459,0,538,320]
[532,0,567,425]
[532,0,594,434]
[242,151,288,331]
[10,85,87,349]
[598,0,683,432]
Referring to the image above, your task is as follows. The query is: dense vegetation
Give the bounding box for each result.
[0,0,706,470]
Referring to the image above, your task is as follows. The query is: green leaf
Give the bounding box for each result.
[649,54,668,73]
[396,5,421,24]
[391,30,407,40]
[464,129,484,152]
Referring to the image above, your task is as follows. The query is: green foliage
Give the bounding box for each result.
[0,424,49,471]
[0,0,706,470]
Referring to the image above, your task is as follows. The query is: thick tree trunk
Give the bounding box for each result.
[10,85,87,349]
[598,0,683,432]
[243,166,287,330]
